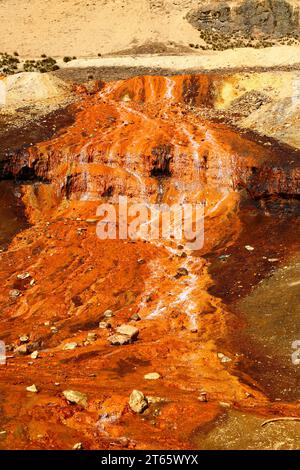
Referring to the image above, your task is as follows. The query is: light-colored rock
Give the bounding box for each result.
[129,390,148,413]
[108,334,131,346]
[116,324,139,340]
[26,384,39,393]
[144,372,161,380]
[9,289,21,299]
[99,321,111,329]
[86,332,97,342]
[245,245,254,251]
[19,334,29,343]
[14,344,28,355]
[146,396,167,405]
[63,342,77,350]
[217,352,232,363]
[73,442,83,450]
[63,390,88,408]
[30,350,39,359]
[103,309,114,318]
[17,272,30,280]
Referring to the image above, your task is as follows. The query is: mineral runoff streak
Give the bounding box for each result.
[100,453,199,466]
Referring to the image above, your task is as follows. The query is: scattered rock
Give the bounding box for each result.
[26,384,39,393]
[14,344,28,355]
[144,372,161,380]
[19,334,29,343]
[103,309,114,318]
[30,350,39,359]
[63,342,78,351]
[17,272,30,280]
[245,245,254,251]
[63,390,88,408]
[146,396,166,405]
[9,289,21,299]
[137,258,145,265]
[217,352,232,363]
[73,442,83,450]
[116,324,139,340]
[129,390,148,413]
[0,430,7,437]
[198,391,208,402]
[268,258,279,262]
[86,332,97,342]
[108,334,131,346]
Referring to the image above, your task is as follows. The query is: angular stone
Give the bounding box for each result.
[116,324,139,340]
[63,390,88,408]
[129,390,148,413]
[26,384,39,393]
[107,334,131,346]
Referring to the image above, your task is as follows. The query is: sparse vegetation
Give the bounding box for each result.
[0,52,20,75]
[189,29,300,51]
[23,56,59,73]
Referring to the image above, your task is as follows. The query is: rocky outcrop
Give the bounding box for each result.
[187,0,300,38]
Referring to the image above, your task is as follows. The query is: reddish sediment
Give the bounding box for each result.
[0,74,299,449]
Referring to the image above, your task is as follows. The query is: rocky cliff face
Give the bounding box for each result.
[187,0,300,38]
[3,74,299,210]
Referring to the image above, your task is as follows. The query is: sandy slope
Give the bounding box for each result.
[0,0,201,56]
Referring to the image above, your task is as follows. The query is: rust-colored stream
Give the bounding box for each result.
[0,74,299,450]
